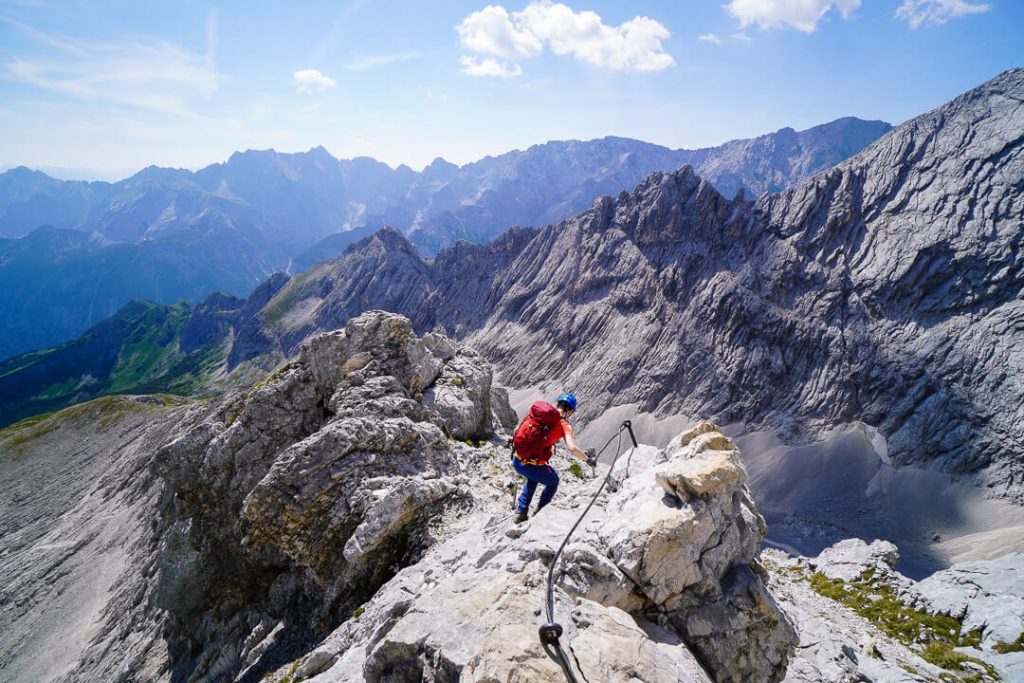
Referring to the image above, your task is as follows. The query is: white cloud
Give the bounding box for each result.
[699,33,722,44]
[3,18,221,118]
[731,32,754,41]
[457,5,542,58]
[456,1,674,76]
[293,68,336,93]
[895,0,990,28]
[346,52,420,70]
[459,55,522,77]
[725,0,861,33]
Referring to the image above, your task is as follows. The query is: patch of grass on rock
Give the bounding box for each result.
[567,461,584,479]
[0,411,59,455]
[994,633,1024,654]
[807,571,999,681]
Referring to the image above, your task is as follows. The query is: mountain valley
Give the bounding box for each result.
[2,67,1023,683]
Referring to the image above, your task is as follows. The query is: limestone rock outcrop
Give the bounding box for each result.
[769,539,1023,682]
[277,419,795,683]
[809,538,902,583]
[211,69,1024,503]
[906,553,1024,653]
[151,311,508,681]
[0,312,792,682]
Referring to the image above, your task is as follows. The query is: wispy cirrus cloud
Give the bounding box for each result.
[346,52,419,71]
[725,0,861,33]
[895,0,990,28]
[2,12,221,118]
[698,33,722,45]
[292,68,336,93]
[456,1,674,77]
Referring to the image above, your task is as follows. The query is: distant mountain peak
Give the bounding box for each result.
[344,225,418,257]
[5,165,48,179]
[0,106,901,358]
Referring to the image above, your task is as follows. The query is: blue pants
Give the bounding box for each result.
[512,455,559,514]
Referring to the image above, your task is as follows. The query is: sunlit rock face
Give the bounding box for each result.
[245,69,1024,501]
[0,313,797,682]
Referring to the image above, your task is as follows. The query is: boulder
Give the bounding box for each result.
[810,538,900,582]
[906,552,1024,648]
[421,348,494,440]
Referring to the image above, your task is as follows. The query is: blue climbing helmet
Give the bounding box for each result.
[556,392,578,411]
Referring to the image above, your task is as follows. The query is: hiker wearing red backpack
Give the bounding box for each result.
[511,392,596,523]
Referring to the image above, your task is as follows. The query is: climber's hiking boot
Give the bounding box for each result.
[514,510,529,524]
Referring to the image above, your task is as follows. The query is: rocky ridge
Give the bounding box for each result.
[0,119,886,360]
[1,311,797,682]
[286,419,796,683]
[238,68,1024,502]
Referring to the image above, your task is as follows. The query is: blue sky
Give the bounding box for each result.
[0,0,1020,179]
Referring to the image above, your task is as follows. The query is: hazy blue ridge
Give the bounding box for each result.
[0,119,890,361]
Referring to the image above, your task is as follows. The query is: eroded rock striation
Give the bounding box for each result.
[278,418,795,683]
[236,68,1024,501]
[1,312,796,682]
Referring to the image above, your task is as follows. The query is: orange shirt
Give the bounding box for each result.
[543,418,573,448]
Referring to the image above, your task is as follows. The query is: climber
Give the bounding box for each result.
[511,392,595,523]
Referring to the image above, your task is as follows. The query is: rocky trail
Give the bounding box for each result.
[147,311,796,682]
[3,311,1020,682]
[1,311,797,682]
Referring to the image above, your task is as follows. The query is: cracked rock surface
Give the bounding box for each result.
[233,69,1024,502]
[1,315,795,683]
[283,419,795,683]
[769,538,1023,682]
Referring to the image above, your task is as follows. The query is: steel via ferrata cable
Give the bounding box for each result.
[538,420,640,681]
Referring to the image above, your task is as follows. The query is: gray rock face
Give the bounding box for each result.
[1,313,797,682]
[151,312,506,681]
[475,68,1024,498]
[810,538,901,582]
[0,120,887,360]
[765,549,947,683]
[592,423,795,682]
[773,539,1024,682]
[239,68,1024,501]
[905,552,1024,649]
[0,396,190,683]
[288,420,794,683]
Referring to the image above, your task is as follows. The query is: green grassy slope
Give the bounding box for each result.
[0,298,234,428]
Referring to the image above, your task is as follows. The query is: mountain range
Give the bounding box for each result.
[0,118,890,360]
[2,67,1023,683]
[3,70,1021,508]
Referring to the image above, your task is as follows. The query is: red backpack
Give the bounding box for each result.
[513,401,562,465]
